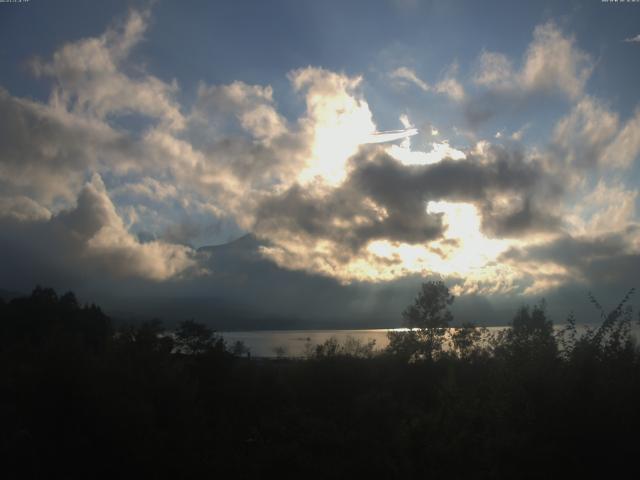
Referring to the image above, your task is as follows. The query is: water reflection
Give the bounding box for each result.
[222,325,640,358]
[220,328,465,358]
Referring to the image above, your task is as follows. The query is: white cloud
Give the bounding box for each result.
[390,65,464,101]
[57,174,198,280]
[521,23,592,99]
[289,67,376,185]
[433,63,465,101]
[32,9,185,131]
[475,51,515,89]
[624,34,640,43]
[390,66,430,91]
[602,108,640,168]
[1,5,638,297]
[552,96,619,169]
[111,177,179,202]
[550,98,640,171]
[0,87,137,207]
[0,195,51,222]
[511,128,525,141]
[474,22,593,100]
[196,81,287,142]
[582,181,637,235]
[387,139,465,166]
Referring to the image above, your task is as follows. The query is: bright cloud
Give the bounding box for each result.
[390,66,465,101]
[1,6,639,302]
[474,22,593,100]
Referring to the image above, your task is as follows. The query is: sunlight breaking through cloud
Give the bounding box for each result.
[1,4,640,307]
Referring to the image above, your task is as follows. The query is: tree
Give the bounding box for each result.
[174,319,224,355]
[387,280,455,361]
[451,322,486,360]
[492,301,558,365]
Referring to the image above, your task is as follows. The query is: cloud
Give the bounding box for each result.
[474,51,515,89]
[567,181,638,237]
[0,87,138,209]
[433,63,465,101]
[112,177,179,203]
[0,174,199,282]
[500,228,640,294]
[551,96,619,169]
[2,14,427,285]
[31,9,185,131]
[0,3,638,306]
[195,81,287,142]
[469,22,593,124]
[2,9,408,285]
[390,65,465,101]
[288,67,378,184]
[387,138,465,166]
[254,156,446,252]
[250,142,562,284]
[601,107,640,169]
[520,22,592,99]
[390,67,430,91]
[434,76,465,102]
[624,34,640,43]
[0,196,51,222]
[543,98,640,178]
[479,194,562,238]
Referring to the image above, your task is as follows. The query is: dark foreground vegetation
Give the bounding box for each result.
[2,283,640,479]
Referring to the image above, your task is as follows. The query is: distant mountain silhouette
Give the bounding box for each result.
[93,233,398,331]
[199,232,263,256]
[192,233,384,330]
[0,233,498,330]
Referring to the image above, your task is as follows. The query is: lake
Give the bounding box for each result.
[221,328,510,358]
[221,329,395,357]
[221,325,640,358]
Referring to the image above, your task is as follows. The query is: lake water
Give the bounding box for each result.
[221,329,394,358]
[222,325,640,358]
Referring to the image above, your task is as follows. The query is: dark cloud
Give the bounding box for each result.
[254,177,445,254]
[0,88,138,207]
[501,229,637,282]
[251,143,564,277]
[497,231,640,324]
[350,143,556,205]
[479,195,562,237]
[0,175,198,284]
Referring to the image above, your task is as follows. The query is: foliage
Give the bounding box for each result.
[451,322,489,360]
[491,301,558,365]
[174,318,225,354]
[308,335,377,359]
[387,280,455,361]
[2,284,640,478]
[402,280,454,329]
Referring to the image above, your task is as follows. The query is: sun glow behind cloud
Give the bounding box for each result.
[3,4,640,304]
[293,69,419,186]
[387,138,466,166]
[293,70,376,186]
[365,201,513,284]
[287,95,516,287]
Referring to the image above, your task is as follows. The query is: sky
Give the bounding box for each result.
[1,0,640,328]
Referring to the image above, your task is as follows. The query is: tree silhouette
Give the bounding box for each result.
[491,301,558,368]
[387,280,454,361]
[4,283,640,478]
[174,319,224,354]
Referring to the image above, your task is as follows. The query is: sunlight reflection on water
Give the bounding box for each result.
[221,325,640,358]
